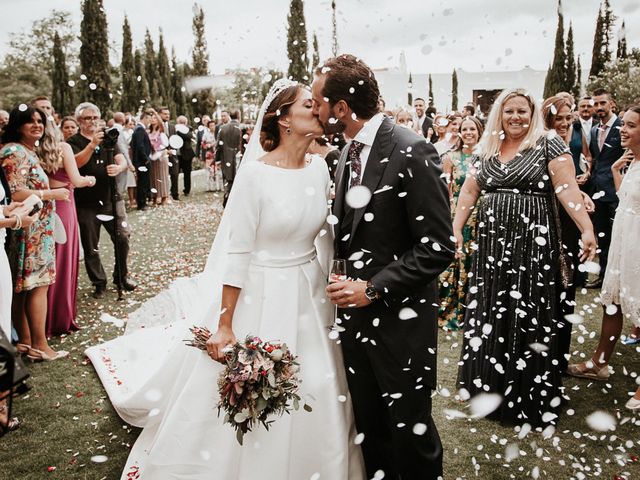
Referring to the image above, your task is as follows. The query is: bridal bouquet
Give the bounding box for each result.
[186,327,311,444]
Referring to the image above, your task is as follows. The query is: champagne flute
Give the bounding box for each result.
[329,259,347,284]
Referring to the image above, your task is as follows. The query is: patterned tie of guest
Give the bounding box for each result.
[348,140,365,188]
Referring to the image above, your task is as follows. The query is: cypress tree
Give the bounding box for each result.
[144,29,158,103]
[428,74,434,107]
[331,0,338,56]
[120,16,137,112]
[566,23,577,96]
[191,4,215,116]
[574,56,582,99]
[51,32,71,115]
[451,69,458,111]
[312,32,320,72]
[590,0,616,78]
[543,0,566,98]
[617,20,628,60]
[286,0,310,82]
[171,49,187,116]
[79,0,111,112]
[134,48,149,109]
[407,72,413,106]
[157,30,172,109]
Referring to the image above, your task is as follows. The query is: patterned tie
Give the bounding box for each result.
[598,124,608,151]
[348,140,365,188]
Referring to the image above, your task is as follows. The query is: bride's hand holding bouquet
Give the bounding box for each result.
[205,325,237,362]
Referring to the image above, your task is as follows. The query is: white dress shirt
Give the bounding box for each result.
[580,117,593,144]
[349,112,385,185]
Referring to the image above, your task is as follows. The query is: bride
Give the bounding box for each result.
[86,79,365,479]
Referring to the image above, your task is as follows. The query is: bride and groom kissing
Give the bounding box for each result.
[86,54,455,480]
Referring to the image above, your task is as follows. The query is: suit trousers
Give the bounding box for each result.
[169,155,180,199]
[135,165,150,209]
[339,312,443,480]
[179,155,193,195]
[222,179,233,208]
[76,200,131,288]
[592,199,618,276]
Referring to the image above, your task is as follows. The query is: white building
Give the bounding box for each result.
[375,53,547,116]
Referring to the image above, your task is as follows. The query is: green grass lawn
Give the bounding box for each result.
[0,189,638,480]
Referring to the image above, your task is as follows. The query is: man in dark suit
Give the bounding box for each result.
[413,97,433,138]
[159,107,180,201]
[587,88,623,287]
[175,115,195,196]
[131,111,153,211]
[312,55,455,480]
[215,110,242,207]
[194,115,211,166]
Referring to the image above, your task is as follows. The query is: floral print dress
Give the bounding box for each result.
[0,143,56,292]
[438,151,477,330]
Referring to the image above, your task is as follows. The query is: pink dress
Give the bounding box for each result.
[46,167,80,336]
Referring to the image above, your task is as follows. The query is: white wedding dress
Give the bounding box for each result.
[86,156,365,479]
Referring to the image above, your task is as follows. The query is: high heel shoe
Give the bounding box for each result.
[26,348,69,362]
[15,343,31,355]
[625,396,640,411]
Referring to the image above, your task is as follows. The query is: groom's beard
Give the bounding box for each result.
[321,116,347,135]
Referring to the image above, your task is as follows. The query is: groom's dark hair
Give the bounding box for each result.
[315,54,380,120]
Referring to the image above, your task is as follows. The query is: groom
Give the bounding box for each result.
[312,55,454,479]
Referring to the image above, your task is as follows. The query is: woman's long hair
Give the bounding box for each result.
[37,119,64,173]
[476,88,545,160]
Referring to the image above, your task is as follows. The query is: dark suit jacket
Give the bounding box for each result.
[589,116,623,203]
[216,120,242,182]
[334,117,455,388]
[131,124,152,167]
[418,115,433,138]
[177,126,195,160]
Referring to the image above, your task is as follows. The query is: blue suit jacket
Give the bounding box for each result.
[131,124,152,167]
[589,117,623,203]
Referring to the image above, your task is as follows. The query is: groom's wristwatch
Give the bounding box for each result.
[365,281,381,302]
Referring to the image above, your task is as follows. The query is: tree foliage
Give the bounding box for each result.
[428,74,434,107]
[190,4,215,116]
[134,48,149,110]
[0,9,77,109]
[565,24,578,98]
[157,30,173,110]
[586,50,640,108]
[120,16,137,113]
[617,20,628,60]
[79,0,111,112]
[286,0,310,82]
[451,69,458,111]
[543,1,567,98]
[590,0,616,78]
[312,32,320,72]
[51,32,72,115]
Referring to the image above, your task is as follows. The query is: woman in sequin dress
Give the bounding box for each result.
[454,89,597,427]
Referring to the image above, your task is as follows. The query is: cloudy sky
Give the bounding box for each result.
[0,0,638,74]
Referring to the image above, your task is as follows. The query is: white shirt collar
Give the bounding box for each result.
[353,112,385,147]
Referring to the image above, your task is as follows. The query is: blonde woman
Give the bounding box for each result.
[148,110,171,205]
[40,119,94,336]
[454,88,597,427]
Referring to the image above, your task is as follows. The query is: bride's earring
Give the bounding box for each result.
[286,127,291,134]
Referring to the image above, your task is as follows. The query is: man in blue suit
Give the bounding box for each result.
[587,88,623,288]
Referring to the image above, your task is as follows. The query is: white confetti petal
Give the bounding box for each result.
[469,393,502,418]
[585,411,616,431]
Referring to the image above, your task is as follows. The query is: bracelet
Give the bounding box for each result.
[10,214,21,230]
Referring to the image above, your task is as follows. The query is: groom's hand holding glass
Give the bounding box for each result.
[326,279,372,308]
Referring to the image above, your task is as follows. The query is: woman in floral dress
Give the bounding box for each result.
[438,116,483,330]
[0,105,69,361]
